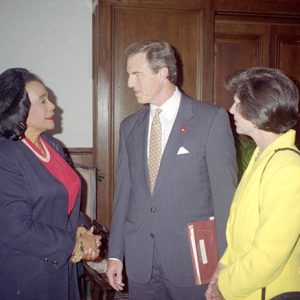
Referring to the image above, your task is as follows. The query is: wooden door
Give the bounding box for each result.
[214,18,270,110]
[270,23,300,145]
[214,17,300,111]
[270,24,300,83]
[94,0,214,226]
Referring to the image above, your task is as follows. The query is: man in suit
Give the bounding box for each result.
[106,40,237,299]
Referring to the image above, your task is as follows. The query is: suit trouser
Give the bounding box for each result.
[128,243,207,300]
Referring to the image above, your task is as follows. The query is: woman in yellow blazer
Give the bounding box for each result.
[206,67,300,300]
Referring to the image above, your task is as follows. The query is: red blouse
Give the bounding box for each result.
[23,137,80,214]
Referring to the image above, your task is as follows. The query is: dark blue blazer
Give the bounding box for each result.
[0,133,84,300]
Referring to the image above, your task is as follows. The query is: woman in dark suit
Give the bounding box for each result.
[0,68,100,299]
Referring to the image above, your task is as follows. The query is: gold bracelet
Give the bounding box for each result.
[70,240,84,263]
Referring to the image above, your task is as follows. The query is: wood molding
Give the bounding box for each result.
[68,147,94,154]
[67,147,95,168]
[214,0,300,16]
[94,0,114,227]
[106,0,212,9]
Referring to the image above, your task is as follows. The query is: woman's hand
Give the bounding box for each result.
[205,263,225,300]
[79,226,101,261]
[71,226,101,263]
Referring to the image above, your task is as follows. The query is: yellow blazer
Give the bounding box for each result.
[218,130,300,299]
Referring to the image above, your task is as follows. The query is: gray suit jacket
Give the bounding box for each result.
[108,94,237,286]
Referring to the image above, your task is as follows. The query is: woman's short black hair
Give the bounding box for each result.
[0,68,41,140]
[226,67,299,134]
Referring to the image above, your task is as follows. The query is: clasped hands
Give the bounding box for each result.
[71,226,101,262]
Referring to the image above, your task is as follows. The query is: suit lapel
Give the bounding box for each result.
[153,96,193,195]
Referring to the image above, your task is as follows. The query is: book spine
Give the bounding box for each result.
[188,224,201,284]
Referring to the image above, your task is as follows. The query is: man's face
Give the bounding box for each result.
[126,52,165,105]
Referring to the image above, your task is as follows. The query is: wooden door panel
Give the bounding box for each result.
[271,24,300,83]
[271,24,300,146]
[214,35,261,109]
[214,20,270,109]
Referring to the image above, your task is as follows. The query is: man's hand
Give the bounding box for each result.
[106,259,125,291]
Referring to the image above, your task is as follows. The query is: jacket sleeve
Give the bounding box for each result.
[219,247,230,266]
[206,108,237,256]
[107,123,131,260]
[0,150,76,269]
[218,158,300,299]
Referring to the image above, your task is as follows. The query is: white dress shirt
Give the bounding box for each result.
[148,87,181,157]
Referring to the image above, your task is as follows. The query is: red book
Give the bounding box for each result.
[187,217,218,285]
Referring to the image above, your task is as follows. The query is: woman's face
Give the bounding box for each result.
[229,95,256,136]
[25,80,55,137]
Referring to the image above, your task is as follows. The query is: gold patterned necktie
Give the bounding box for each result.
[148,108,162,193]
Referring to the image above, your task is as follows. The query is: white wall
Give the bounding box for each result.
[0,0,93,147]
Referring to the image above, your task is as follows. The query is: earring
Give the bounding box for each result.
[19,122,26,129]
